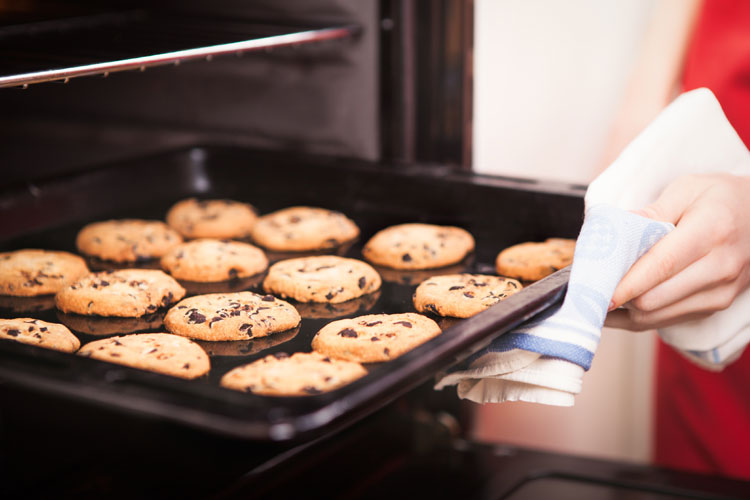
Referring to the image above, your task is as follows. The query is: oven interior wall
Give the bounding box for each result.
[0,0,379,188]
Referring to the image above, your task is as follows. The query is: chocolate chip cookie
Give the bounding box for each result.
[495,238,575,281]
[0,249,89,296]
[413,274,522,318]
[262,256,381,304]
[76,219,183,262]
[164,291,301,341]
[55,269,185,317]
[362,223,475,270]
[311,312,441,363]
[78,333,210,379]
[250,206,359,251]
[161,238,268,282]
[166,198,259,239]
[0,318,80,353]
[220,351,367,396]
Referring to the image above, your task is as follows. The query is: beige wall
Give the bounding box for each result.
[472,0,658,463]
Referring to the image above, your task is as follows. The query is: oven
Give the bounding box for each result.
[1,1,748,499]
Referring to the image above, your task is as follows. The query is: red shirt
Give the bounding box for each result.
[655,0,750,479]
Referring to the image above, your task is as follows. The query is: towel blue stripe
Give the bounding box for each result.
[514,319,601,344]
[463,333,595,370]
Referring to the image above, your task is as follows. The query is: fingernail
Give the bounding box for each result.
[608,300,616,312]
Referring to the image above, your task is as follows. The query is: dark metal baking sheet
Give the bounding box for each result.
[0,146,584,441]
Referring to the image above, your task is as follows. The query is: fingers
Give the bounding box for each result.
[610,207,714,309]
[629,247,738,311]
[605,281,739,331]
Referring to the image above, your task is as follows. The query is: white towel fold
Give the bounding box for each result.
[436,88,750,405]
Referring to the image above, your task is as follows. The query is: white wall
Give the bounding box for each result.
[473,0,653,184]
[472,0,657,463]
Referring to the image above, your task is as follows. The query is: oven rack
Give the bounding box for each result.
[0,9,359,89]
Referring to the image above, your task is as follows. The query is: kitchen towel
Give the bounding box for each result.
[436,88,750,405]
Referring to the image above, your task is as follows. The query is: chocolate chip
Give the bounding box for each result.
[402,253,412,262]
[162,291,174,306]
[112,339,123,346]
[183,363,190,369]
[262,295,275,302]
[383,348,390,356]
[364,321,382,327]
[228,268,239,280]
[6,329,19,337]
[110,353,121,358]
[239,323,253,333]
[338,328,358,338]
[209,316,223,327]
[449,286,464,291]
[463,291,475,298]
[40,327,48,332]
[370,336,380,342]
[322,357,331,363]
[394,321,412,328]
[425,303,439,314]
[187,310,206,324]
[325,291,335,300]
[358,277,366,289]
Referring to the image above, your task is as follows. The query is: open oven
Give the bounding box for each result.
[1,1,749,499]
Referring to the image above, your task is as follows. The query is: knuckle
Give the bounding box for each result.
[631,293,659,312]
[714,287,737,311]
[710,208,737,244]
[718,254,743,283]
[653,252,678,282]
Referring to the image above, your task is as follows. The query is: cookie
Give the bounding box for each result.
[250,206,359,251]
[161,239,268,282]
[76,219,183,262]
[413,274,523,318]
[57,311,164,336]
[0,249,89,296]
[220,351,367,396]
[262,256,381,304]
[0,318,80,353]
[194,326,299,356]
[362,223,475,270]
[77,333,210,379]
[311,312,441,363]
[55,269,186,317]
[166,198,259,239]
[164,291,301,341]
[495,238,575,281]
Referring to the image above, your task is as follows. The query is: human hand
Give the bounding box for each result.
[605,173,750,330]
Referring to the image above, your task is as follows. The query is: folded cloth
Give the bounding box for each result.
[435,88,750,405]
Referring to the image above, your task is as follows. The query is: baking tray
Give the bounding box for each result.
[0,145,584,441]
